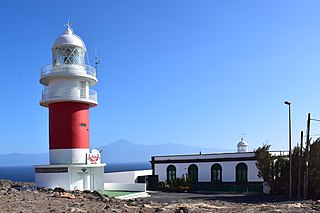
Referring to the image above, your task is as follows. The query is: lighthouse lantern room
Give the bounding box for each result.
[35,23,105,191]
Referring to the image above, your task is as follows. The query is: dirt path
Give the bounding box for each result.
[0,180,319,213]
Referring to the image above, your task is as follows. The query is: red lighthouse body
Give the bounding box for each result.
[35,23,105,191]
[49,102,89,150]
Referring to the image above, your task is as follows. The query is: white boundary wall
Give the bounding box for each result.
[104,183,146,192]
[104,170,152,184]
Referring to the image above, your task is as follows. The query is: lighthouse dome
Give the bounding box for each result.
[52,27,86,50]
[237,137,248,152]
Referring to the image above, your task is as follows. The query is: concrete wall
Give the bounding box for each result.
[35,173,70,190]
[69,167,90,191]
[69,166,105,191]
[104,170,152,184]
[35,165,105,192]
[104,183,146,192]
[90,167,105,191]
[155,161,262,182]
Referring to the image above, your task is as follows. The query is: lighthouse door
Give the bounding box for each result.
[91,174,95,191]
[82,177,87,190]
[82,173,90,190]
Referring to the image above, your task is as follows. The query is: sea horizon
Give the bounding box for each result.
[0,162,151,182]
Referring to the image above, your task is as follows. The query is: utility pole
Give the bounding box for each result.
[298,130,303,200]
[304,113,311,200]
[284,101,292,198]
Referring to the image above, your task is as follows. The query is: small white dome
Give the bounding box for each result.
[237,138,248,147]
[52,27,86,50]
[237,137,248,152]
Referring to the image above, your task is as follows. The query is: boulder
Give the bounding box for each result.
[53,187,66,193]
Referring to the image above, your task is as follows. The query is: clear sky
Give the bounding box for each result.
[1,0,320,154]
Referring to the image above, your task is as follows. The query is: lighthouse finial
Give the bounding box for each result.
[65,20,72,29]
[64,21,73,35]
[241,133,245,141]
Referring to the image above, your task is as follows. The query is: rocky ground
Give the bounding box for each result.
[0,180,320,213]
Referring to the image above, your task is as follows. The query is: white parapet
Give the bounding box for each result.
[104,183,146,192]
[104,170,152,184]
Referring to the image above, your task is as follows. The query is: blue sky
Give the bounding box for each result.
[1,0,320,154]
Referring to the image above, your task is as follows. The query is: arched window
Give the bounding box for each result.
[166,165,176,182]
[236,163,248,183]
[188,164,198,183]
[211,163,222,182]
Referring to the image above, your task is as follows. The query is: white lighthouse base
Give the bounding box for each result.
[34,163,106,192]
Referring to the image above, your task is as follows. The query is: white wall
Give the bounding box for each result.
[35,165,105,192]
[155,160,262,182]
[48,78,89,101]
[104,170,152,184]
[104,183,146,192]
[69,166,105,191]
[105,171,134,183]
[35,173,70,190]
[69,167,90,191]
[49,78,86,89]
[155,164,167,182]
[90,167,105,191]
[221,162,235,181]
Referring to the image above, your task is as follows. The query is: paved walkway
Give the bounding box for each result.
[144,191,297,204]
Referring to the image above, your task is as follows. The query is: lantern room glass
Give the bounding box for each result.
[52,46,85,66]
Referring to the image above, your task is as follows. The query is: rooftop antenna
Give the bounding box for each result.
[95,48,101,76]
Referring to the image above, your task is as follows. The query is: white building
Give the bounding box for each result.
[151,138,266,192]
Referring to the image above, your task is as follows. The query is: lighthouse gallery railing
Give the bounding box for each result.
[41,87,97,102]
[40,64,96,78]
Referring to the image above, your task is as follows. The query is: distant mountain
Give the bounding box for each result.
[98,139,232,163]
[0,153,48,166]
[0,139,232,166]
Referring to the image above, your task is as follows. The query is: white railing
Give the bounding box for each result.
[41,86,97,102]
[40,64,96,79]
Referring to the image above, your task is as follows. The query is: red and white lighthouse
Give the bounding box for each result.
[35,23,105,191]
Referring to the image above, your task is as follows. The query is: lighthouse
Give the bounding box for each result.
[35,23,105,191]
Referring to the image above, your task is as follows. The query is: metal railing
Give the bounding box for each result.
[40,64,96,79]
[41,86,97,102]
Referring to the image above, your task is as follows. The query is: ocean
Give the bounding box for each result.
[0,162,151,182]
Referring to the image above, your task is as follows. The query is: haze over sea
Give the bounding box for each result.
[0,139,223,183]
[0,140,224,180]
[0,162,151,182]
